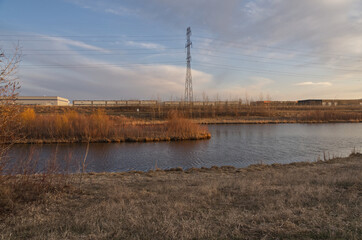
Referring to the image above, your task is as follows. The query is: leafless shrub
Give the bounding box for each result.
[0,48,76,214]
[0,47,21,181]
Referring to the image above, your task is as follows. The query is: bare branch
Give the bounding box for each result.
[0,46,22,173]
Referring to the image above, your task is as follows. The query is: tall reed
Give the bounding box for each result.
[167,110,208,139]
[11,109,210,143]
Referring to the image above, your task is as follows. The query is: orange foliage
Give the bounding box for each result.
[167,111,208,139]
[20,108,36,122]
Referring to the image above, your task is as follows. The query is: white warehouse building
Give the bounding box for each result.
[14,96,70,106]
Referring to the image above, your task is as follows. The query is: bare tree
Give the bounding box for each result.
[258,92,264,102]
[0,47,21,173]
[244,90,250,106]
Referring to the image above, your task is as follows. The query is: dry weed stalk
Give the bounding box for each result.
[79,141,90,189]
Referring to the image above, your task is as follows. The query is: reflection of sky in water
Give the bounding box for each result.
[8,123,362,173]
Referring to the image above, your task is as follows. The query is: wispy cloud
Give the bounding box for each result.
[43,36,109,52]
[104,7,136,16]
[67,0,136,16]
[125,41,165,50]
[296,82,332,86]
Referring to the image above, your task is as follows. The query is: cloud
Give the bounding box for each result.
[6,1,362,100]
[296,82,332,86]
[104,7,136,16]
[67,0,137,16]
[20,62,213,100]
[68,0,362,64]
[125,41,165,50]
[43,36,109,52]
[10,33,212,100]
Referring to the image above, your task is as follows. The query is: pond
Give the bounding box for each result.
[8,123,362,173]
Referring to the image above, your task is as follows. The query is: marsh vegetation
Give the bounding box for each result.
[5,109,210,144]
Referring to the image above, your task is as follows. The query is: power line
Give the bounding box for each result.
[194,52,362,73]
[193,47,362,70]
[0,39,185,43]
[8,46,361,71]
[22,51,184,56]
[192,61,355,79]
[193,36,362,60]
[9,48,362,76]
[2,33,361,60]
[10,45,361,70]
[18,59,360,82]
[19,47,182,52]
[2,33,361,80]
[0,34,183,38]
[20,61,185,69]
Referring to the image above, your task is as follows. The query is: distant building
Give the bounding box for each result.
[298,99,362,106]
[14,96,69,106]
[297,99,323,105]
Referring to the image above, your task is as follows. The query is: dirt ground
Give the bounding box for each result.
[1,154,361,239]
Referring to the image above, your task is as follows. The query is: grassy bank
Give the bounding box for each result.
[196,118,362,124]
[28,105,362,124]
[1,153,361,239]
[8,109,210,144]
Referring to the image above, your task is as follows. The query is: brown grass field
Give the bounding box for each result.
[1,153,361,239]
[28,104,362,124]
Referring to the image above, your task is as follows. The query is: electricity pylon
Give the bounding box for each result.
[185,27,193,103]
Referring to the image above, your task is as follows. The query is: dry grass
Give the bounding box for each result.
[0,146,78,214]
[167,110,208,139]
[297,110,362,122]
[28,105,362,124]
[9,109,210,143]
[1,154,361,239]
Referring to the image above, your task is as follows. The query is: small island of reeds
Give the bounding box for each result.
[6,109,211,144]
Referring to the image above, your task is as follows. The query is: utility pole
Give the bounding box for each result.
[185,27,193,103]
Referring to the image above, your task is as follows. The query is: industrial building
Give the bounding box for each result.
[10,97,360,107]
[72,99,362,107]
[72,100,244,107]
[298,99,362,106]
[297,99,323,105]
[14,96,70,106]
[73,100,158,106]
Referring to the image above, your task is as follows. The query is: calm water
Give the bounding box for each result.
[8,124,362,173]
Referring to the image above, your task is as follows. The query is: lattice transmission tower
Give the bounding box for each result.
[184,27,193,102]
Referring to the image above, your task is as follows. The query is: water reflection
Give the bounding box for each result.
[8,123,362,173]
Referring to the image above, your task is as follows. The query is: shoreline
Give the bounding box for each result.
[8,133,212,144]
[195,118,362,124]
[85,152,362,175]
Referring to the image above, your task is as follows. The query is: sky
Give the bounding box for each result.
[0,0,361,101]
